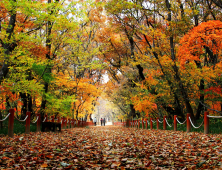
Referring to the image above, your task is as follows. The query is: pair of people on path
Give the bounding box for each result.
[101,118,106,126]
[93,117,106,126]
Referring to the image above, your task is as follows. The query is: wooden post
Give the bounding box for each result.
[204,112,209,134]
[163,116,166,130]
[36,113,41,132]
[66,119,69,129]
[25,111,31,134]
[71,119,74,128]
[157,118,159,130]
[174,115,177,131]
[187,113,191,132]
[69,118,71,128]
[142,118,144,129]
[145,119,148,129]
[57,117,60,123]
[150,118,153,130]
[8,109,15,137]
[77,120,80,127]
[61,117,64,129]
[64,117,67,129]
[51,115,54,122]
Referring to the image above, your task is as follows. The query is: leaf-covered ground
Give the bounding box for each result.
[0,126,221,169]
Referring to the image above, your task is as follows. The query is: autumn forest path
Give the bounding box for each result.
[0,126,222,169]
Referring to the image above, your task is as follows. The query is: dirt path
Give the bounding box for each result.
[0,126,221,169]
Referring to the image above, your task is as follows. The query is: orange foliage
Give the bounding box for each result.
[178,20,222,66]
[131,95,157,118]
[19,42,48,59]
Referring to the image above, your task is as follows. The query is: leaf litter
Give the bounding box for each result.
[0,126,221,169]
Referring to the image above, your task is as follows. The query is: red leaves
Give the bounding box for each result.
[178,20,222,66]
[0,127,221,169]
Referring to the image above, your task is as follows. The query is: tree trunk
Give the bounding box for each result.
[40,0,54,117]
[129,104,136,118]
[19,93,27,119]
[195,79,204,119]
[0,111,2,129]
[166,0,195,122]
[0,0,17,82]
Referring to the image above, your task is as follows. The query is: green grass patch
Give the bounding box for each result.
[130,118,222,134]
[0,118,37,136]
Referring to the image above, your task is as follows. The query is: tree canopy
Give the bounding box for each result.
[0,0,221,121]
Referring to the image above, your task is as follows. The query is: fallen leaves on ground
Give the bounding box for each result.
[0,126,222,169]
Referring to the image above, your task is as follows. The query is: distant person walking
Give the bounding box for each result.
[103,118,106,126]
[100,118,103,126]
[93,117,97,126]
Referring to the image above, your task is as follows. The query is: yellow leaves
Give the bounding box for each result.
[41,163,48,168]
[131,94,157,114]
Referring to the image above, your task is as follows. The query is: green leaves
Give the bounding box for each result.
[32,63,54,83]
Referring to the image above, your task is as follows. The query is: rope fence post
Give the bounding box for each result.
[187,113,191,132]
[25,111,31,134]
[204,111,209,134]
[57,116,60,123]
[157,118,159,130]
[142,118,144,129]
[51,115,54,123]
[174,115,177,131]
[78,120,80,127]
[61,117,64,129]
[163,116,166,130]
[71,118,74,128]
[137,120,139,129]
[65,117,67,129]
[68,118,71,128]
[8,109,14,137]
[36,114,41,132]
[150,118,153,130]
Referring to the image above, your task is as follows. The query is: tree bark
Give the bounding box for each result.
[166,0,195,121]
[0,0,17,82]
[195,79,204,119]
